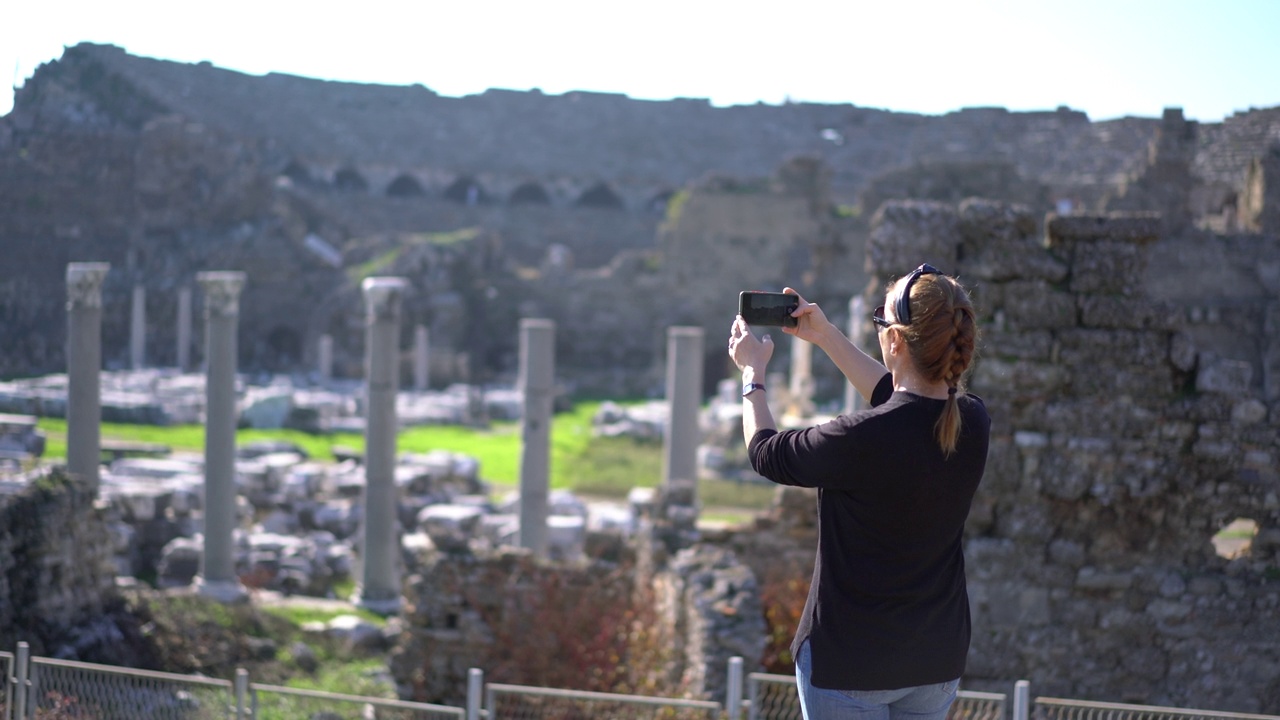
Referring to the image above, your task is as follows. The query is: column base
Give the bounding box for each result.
[351,588,402,616]
[193,577,249,604]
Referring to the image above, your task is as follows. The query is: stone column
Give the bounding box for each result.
[517,318,555,557]
[318,334,334,384]
[355,277,408,614]
[413,324,429,392]
[176,286,192,372]
[844,295,866,415]
[130,284,146,369]
[788,334,815,418]
[195,271,248,603]
[662,326,704,488]
[66,262,109,488]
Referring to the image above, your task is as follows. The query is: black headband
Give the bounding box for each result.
[892,263,943,325]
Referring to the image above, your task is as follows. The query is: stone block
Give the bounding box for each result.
[1064,362,1177,399]
[1169,332,1197,373]
[1197,356,1253,394]
[867,201,961,276]
[1046,213,1161,245]
[1078,295,1181,331]
[981,585,1052,627]
[1232,399,1268,425]
[971,358,1067,401]
[1048,539,1086,567]
[1065,240,1152,295]
[999,280,1078,330]
[958,198,1039,243]
[1076,567,1134,591]
[1056,328,1170,368]
[981,329,1055,361]
[1146,599,1192,621]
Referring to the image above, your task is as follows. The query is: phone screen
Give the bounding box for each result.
[739,291,799,328]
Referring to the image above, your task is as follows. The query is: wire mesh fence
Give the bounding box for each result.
[744,672,1007,720]
[249,683,465,720]
[747,673,801,720]
[2,651,12,720]
[485,683,722,720]
[953,690,1008,720]
[24,657,239,720]
[1034,697,1280,720]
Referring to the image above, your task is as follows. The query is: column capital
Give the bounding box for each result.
[362,277,409,321]
[66,263,111,309]
[198,271,247,317]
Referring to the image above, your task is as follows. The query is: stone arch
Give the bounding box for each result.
[444,176,486,205]
[334,167,369,193]
[647,189,676,213]
[387,174,425,198]
[575,182,625,210]
[265,324,303,370]
[280,160,315,186]
[509,182,552,206]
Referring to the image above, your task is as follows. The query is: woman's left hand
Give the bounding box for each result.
[728,315,774,373]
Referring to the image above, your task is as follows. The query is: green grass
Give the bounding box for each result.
[277,657,395,698]
[259,604,387,628]
[36,401,773,509]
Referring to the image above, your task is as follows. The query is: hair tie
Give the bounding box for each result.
[947,386,958,396]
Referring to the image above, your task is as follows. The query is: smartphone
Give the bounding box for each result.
[739,291,799,328]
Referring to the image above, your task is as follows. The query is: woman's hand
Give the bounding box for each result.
[728,315,773,374]
[780,286,834,346]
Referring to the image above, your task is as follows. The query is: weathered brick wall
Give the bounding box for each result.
[0,468,118,656]
[860,199,1280,711]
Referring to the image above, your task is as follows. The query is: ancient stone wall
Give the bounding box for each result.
[390,539,762,706]
[855,199,1280,711]
[0,468,120,657]
[7,44,1280,387]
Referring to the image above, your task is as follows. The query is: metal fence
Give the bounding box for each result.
[249,682,466,720]
[21,654,243,720]
[1,651,11,720]
[6,643,1280,720]
[485,683,723,720]
[743,671,1007,720]
[1034,696,1280,720]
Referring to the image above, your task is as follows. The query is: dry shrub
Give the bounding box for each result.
[475,562,681,696]
[758,568,810,674]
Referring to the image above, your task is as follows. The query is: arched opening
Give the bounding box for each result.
[280,160,314,186]
[575,182,625,210]
[334,167,369,193]
[647,189,676,213]
[265,325,303,370]
[444,176,486,205]
[387,174,426,198]
[510,182,552,206]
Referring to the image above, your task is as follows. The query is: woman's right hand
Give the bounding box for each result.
[780,286,834,346]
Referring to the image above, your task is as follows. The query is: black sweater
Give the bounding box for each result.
[748,373,990,690]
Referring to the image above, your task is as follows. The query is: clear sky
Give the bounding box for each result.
[4,0,1278,122]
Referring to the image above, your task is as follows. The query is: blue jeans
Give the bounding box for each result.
[794,639,959,720]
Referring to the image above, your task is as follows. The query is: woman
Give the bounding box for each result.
[727,264,989,720]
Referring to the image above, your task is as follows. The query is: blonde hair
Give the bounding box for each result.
[890,272,979,456]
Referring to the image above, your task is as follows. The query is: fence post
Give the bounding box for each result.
[726,656,744,720]
[1013,679,1030,720]
[467,668,483,720]
[14,642,28,720]
[235,667,249,720]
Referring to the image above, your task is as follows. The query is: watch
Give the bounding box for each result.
[742,382,766,397]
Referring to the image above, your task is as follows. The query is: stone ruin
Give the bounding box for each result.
[4,44,1280,398]
[3,41,1280,713]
